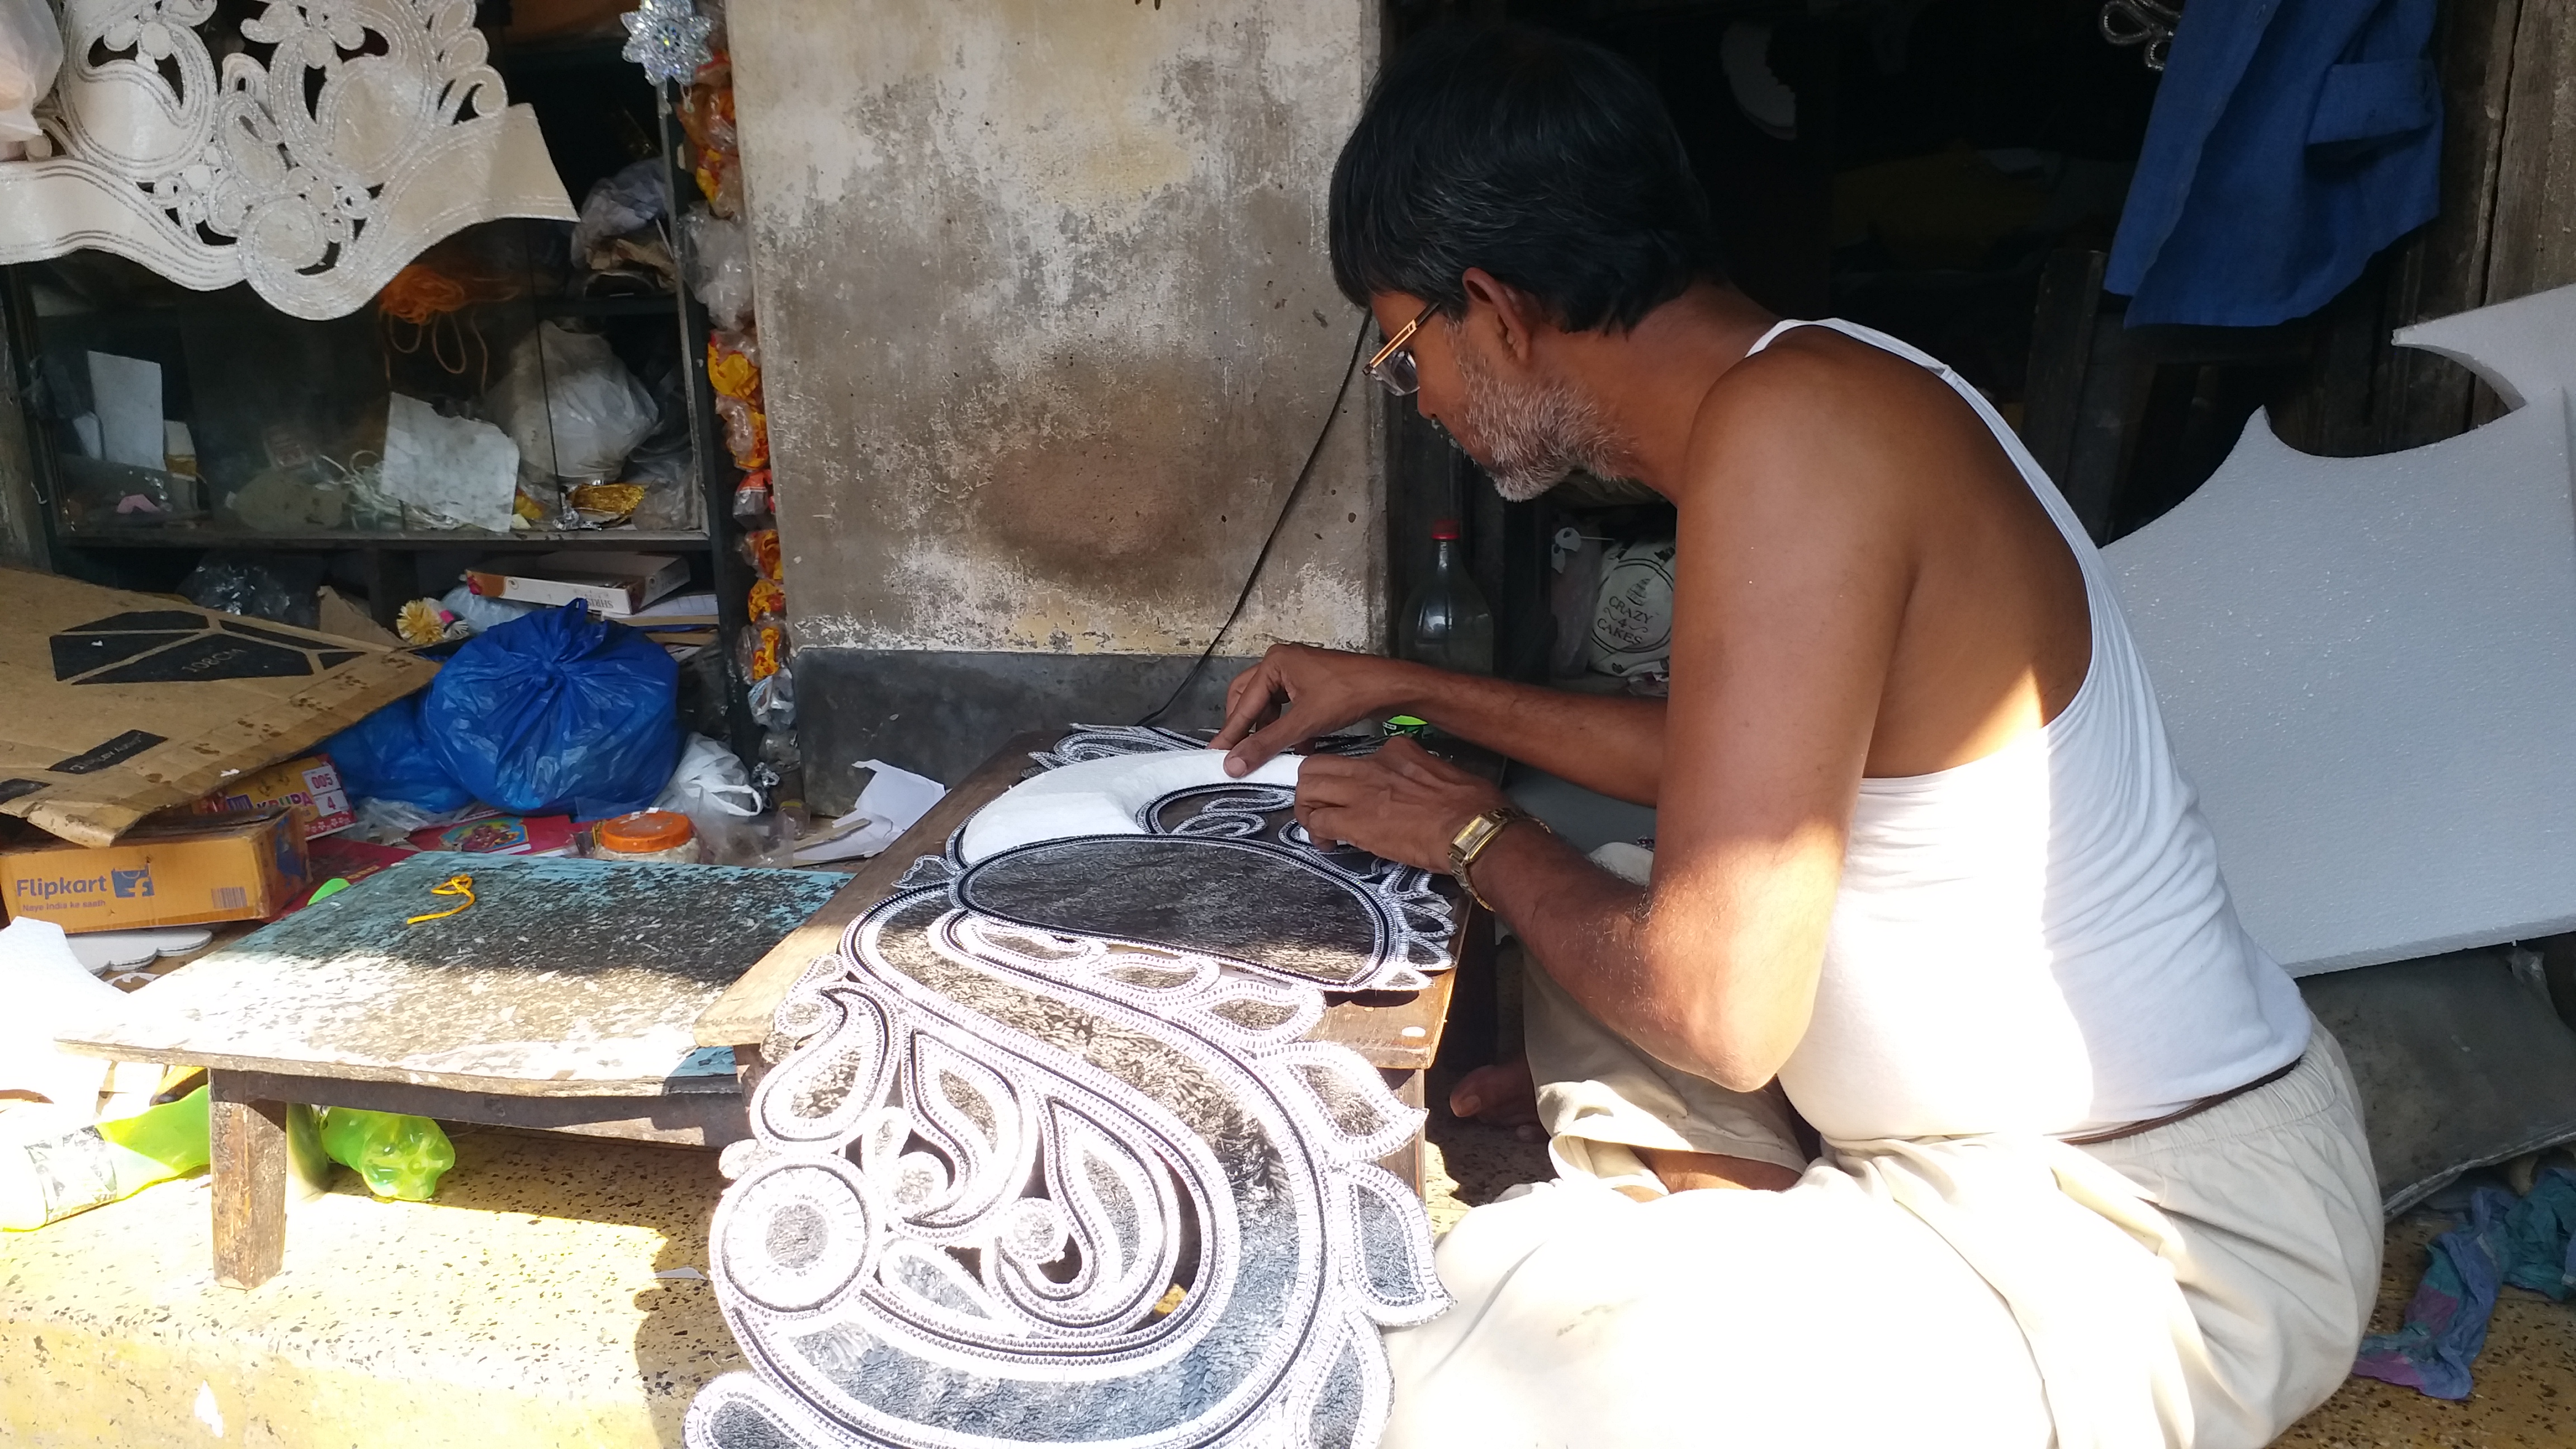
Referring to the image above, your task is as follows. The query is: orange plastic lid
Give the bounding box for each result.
[595,809,695,853]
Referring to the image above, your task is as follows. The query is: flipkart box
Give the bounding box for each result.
[2,808,309,931]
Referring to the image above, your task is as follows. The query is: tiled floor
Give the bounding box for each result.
[1418,1101,2576,1447]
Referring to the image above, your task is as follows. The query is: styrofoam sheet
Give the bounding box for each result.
[2105,285,2576,974]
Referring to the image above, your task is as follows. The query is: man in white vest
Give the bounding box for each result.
[1216,23,2379,1448]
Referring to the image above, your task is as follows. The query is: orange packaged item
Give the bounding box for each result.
[741,527,782,580]
[593,809,702,864]
[707,336,761,400]
[747,576,785,619]
[736,622,784,682]
[714,395,768,468]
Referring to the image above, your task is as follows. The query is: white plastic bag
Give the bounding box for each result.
[656,733,762,821]
[483,323,657,482]
[655,734,785,865]
[570,158,670,268]
[439,581,539,635]
[0,0,64,149]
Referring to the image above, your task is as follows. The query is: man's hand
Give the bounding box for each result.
[1292,737,1514,873]
[1213,644,1412,778]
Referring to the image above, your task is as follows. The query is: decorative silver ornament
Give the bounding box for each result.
[621,0,715,84]
[689,728,1454,1449]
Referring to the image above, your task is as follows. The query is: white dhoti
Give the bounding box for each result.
[1384,967,2382,1449]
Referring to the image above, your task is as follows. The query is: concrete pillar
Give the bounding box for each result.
[731,0,1384,795]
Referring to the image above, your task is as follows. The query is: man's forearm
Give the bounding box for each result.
[1390,664,1664,806]
[1465,821,1706,1072]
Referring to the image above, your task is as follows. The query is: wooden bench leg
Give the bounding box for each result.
[1378,1069,1427,1199]
[208,1071,288,1289]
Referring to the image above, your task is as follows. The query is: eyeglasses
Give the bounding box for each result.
[1365,300,1441,397]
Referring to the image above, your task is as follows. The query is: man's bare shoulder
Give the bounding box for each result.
[1684,326,2005,518]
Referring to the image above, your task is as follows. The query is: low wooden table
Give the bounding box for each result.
[56,851,844,1289]
[694,730,1480,1192]
[62,732,1474,1289]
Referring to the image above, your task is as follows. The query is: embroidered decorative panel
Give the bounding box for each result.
[692,728,1452,1449]
[0,0,575,319]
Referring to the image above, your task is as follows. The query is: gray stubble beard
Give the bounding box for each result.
[1449,330,1639,502]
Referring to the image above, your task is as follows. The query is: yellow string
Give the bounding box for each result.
[405,874,476,925]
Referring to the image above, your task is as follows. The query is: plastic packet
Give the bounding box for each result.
[569,158,671,271]
[740,526,780,580]
[712,393,767,469]
[736,620,784,683]
[747,575,784,619]
[747,664,794,728]
[731,467,773,523]
[178,552,326,629]
[317,1107,455,1201]
[684,209,756,332]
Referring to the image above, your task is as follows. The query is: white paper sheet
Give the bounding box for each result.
[381,392,521,532]
[86,352,163,469]
[794,759,949,865]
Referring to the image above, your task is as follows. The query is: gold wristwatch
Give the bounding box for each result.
[1446,807,1551,911]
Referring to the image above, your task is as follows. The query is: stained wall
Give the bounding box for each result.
[730,0,1384,792]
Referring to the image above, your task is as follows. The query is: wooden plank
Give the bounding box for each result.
[209,1072,288,1290]
[2020,249,2108,489]
[2381,0,2523,448]
[1321,972,1457,1072]
[694,730,1060,1048]
[61,853,839,1096]
[1376,1068,1427,1197]
[2487,0,2576,307]
[210,1069,752,1149]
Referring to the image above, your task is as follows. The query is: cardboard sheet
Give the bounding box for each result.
[0,566,436,847]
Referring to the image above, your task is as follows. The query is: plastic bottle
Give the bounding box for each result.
[757,727,806,819]
[1,1086,210,1231]
[317,1107,456,1201]
[1396,519,1496,675]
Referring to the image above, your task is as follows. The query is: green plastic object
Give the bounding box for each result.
[2,1087,210,1231]
[317,1107,456,1201]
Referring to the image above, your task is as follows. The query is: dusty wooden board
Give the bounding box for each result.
[0,564,438,846]
[695,728,1476,1070]
[58,852,845,1095]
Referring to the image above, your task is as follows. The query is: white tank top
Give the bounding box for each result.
[1758,319,2312,1141]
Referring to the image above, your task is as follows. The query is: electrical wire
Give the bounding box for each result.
[1138,314,1374,727]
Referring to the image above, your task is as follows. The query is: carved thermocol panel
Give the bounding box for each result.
[0,0,574,319]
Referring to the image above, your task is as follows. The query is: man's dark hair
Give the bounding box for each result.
[1329,23,1725,334]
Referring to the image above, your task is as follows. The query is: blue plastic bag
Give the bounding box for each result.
[324,695,474,813]
[422,601,680,818]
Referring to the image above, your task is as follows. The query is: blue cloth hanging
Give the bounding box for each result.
[2105,0,2442,328]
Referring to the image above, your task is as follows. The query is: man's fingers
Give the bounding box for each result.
[1210,668,1285,752]
[1297,800,1356,847]
[1222,712,1313,777]
[1374,736,1450,784]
